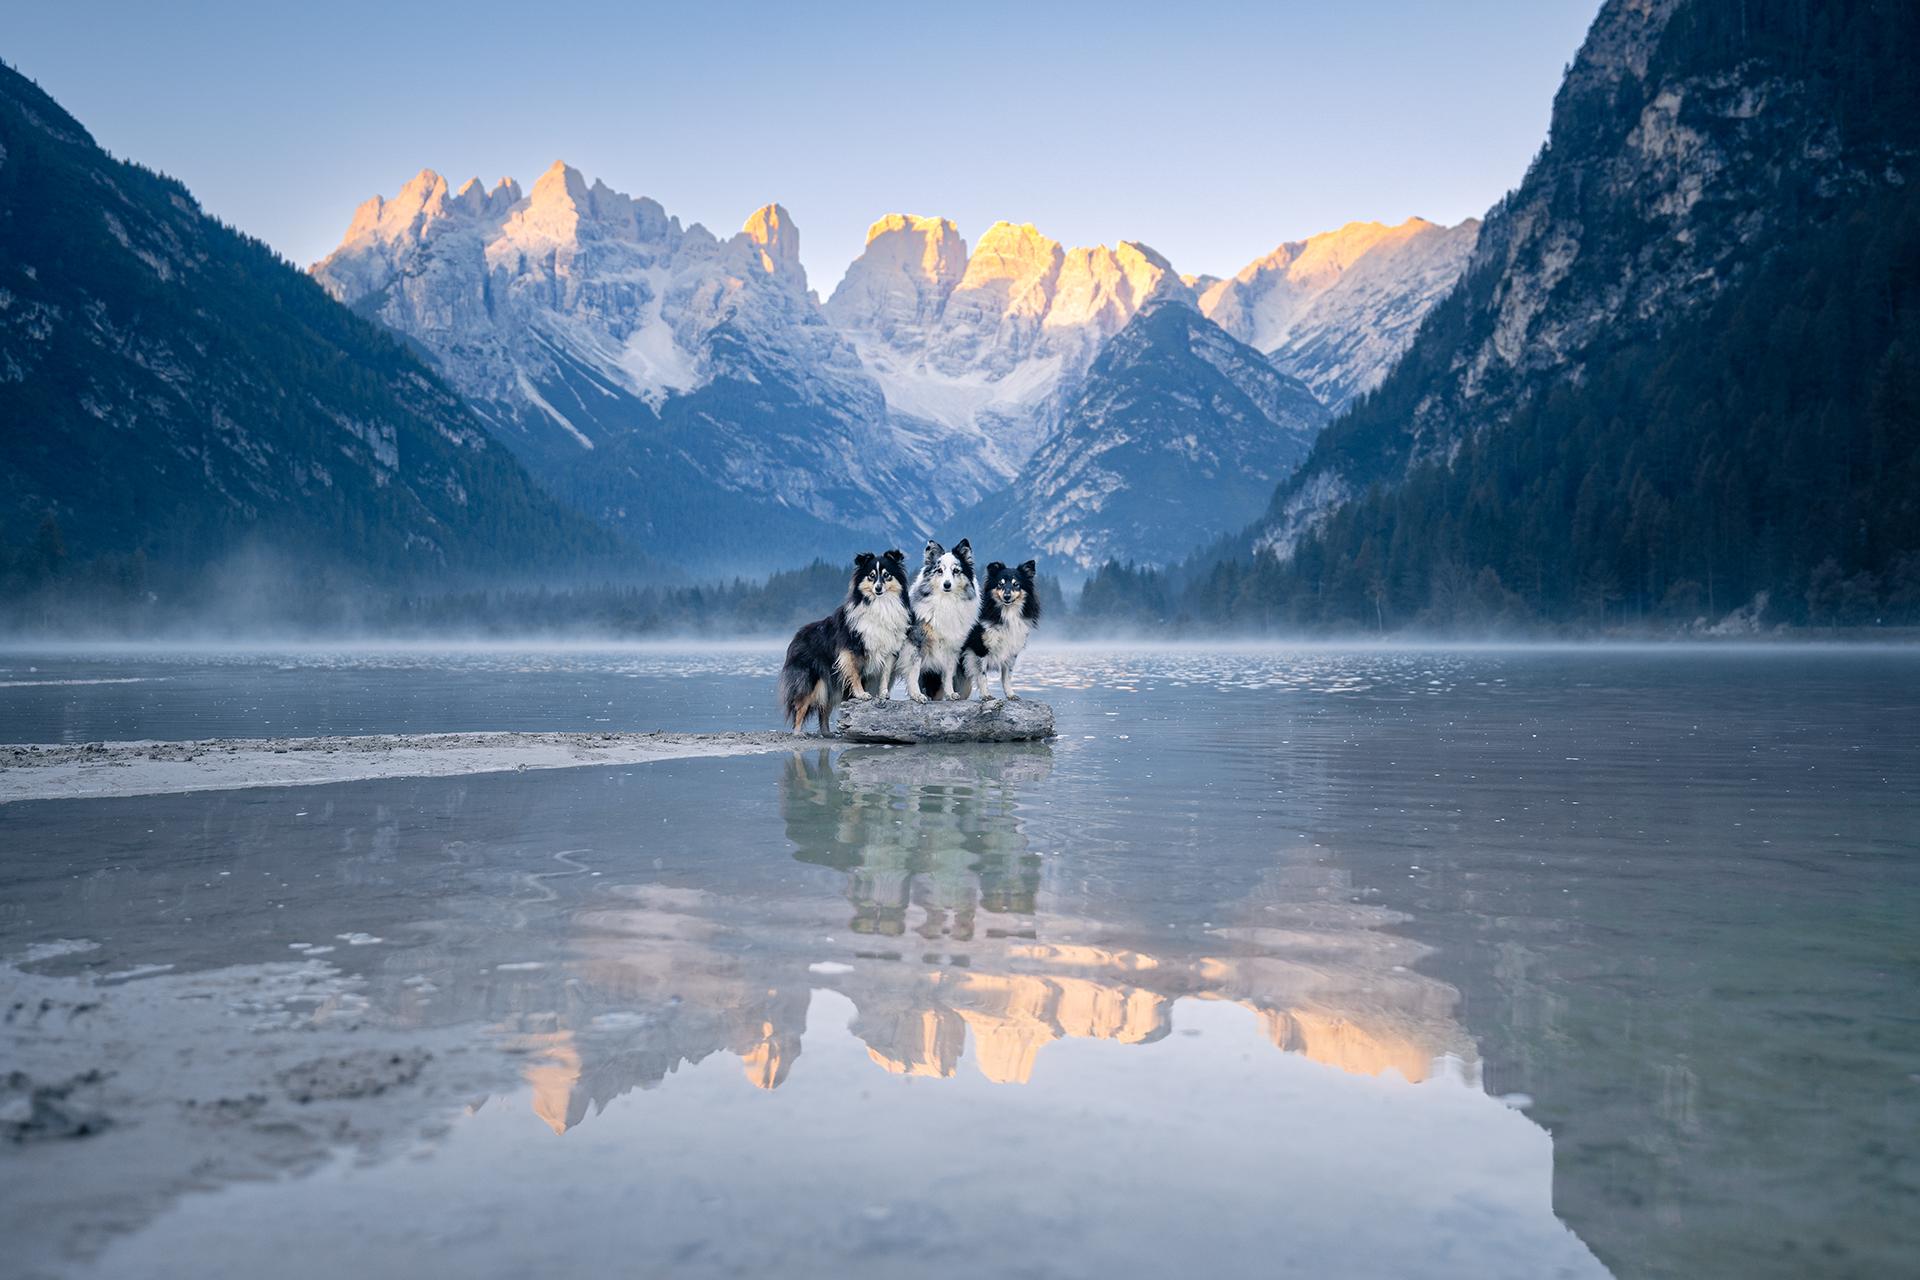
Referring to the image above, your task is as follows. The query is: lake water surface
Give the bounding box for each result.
[2,646,1916,1279]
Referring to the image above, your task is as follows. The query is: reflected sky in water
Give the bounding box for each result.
[2,647,1916,1278]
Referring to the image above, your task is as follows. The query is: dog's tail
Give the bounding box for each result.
[779,656,816,727]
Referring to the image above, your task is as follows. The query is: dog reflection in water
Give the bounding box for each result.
[781,745,1052,940]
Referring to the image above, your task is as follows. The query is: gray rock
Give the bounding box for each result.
[832,697,1054,744]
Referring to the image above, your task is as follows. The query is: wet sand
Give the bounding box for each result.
[0,731,804,803]
[2,944,513,1276]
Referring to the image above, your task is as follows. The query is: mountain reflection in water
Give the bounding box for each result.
[511,744,1477,1130]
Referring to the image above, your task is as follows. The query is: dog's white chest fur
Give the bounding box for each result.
[851,593,910,658]
[979,610,1032,668]
[913,588,977,658]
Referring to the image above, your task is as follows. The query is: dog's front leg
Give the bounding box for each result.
[876,657,895,701]
[943,659,966,700]
[837,651,870,700]
[1001,659,1019,700]
[905,651,930,702]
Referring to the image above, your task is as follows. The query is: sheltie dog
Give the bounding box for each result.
[779,549,911,733]
[903,538,979,701]
[957,559,1039,699]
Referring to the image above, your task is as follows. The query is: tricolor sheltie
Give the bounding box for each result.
[779,550,911,734]
[957,559,1039,699]
[903,538,979,701]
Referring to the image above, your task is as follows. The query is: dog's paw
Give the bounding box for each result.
[1005,692,1021,700]
[850,690,872,701]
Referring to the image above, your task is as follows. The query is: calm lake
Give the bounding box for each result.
[2,645,1916,1279]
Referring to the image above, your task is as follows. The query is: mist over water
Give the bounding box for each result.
[8,638,1907,743]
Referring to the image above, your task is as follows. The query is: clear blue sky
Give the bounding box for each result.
[7,0,1596,290]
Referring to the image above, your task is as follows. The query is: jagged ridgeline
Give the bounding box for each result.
[1213,0,1920,630]
[310,163,1475,576]
[0,60,620,591]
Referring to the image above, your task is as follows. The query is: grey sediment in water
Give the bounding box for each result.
[0,730,801,803]
[0,700,1058,802]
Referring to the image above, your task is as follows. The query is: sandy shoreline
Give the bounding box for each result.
[0,730,807,803]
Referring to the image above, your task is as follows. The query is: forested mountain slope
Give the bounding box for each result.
[0,61,616,589]
[1226,0,1920,629]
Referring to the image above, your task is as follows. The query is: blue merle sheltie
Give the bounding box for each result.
[779,550,912,734]
[956,559,1039,699]
[903,538,979,701]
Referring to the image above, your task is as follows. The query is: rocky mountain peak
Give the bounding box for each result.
[966,221,1064,277]
[1054,240,1187,325]
[1199,214,1480,409]
[453,176,489,215]
[399,166,450,203]
[740,202,801,275]
[508,160,589,242]
[864,212,963,251]
[333,168,463,250]
[823,213,968,336]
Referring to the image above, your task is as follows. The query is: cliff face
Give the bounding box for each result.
[1258,0,1920,569]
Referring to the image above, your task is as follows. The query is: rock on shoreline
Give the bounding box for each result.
[832,698,1055,744]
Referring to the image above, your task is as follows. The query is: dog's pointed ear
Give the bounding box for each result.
[1019,559,1037,578]
[883,548,905,563]
[986,561,1007,579]
[954,538,973,565]
[924,540,943,561]
[854,551,876,568]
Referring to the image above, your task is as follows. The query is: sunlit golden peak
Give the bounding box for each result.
[976,219,1055,249]
[530,159,588,203]
[864,212,960,246]
[741,202,801,272]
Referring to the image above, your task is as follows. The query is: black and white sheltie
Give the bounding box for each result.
[957,559,1039,699]
[779,550,912,733]
[903,538,979,701]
